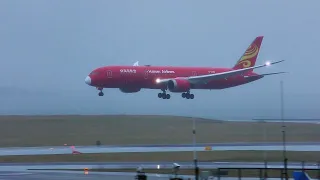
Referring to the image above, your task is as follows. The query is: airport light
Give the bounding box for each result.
[265,61,271,66]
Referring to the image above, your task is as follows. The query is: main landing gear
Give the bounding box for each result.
[182,92,194,99]
[97,87,104,96]
[158,90,171,99]
[157,90,195,99]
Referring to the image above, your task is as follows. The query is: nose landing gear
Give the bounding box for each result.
[97,87,104,96]
[98,91,104,96]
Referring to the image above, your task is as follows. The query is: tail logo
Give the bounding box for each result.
[237,44,259,68]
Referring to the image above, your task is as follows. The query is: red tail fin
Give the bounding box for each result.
[233,36,264,72]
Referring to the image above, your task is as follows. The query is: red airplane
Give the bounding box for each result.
[85,36,285,99]
[70,146,82,154]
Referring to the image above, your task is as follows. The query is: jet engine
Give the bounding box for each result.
[119,87,141,93]
[167,78,191,92]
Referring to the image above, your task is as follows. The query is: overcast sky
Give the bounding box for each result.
[0,0,319,120]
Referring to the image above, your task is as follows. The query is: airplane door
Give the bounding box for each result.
[106,70,112,78]
[144,70,148,79]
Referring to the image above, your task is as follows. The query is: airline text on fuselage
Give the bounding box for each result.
[147,70,175,74]
[120,69,137,73]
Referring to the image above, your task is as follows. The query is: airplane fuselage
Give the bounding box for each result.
[86,65,263,91]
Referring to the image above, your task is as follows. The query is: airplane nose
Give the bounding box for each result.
[85,76,91,85]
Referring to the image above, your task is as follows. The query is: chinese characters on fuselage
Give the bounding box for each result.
[119,69,175,74]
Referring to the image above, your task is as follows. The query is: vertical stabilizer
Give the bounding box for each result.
[233,36,264,72]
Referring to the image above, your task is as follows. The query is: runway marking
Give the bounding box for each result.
[0,172,33,176]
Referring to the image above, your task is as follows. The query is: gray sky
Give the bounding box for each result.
[0,0,319,119]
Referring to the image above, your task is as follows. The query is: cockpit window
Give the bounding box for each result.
[90,71,100,75]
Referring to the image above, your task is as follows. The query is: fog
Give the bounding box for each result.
[0,0,318,120]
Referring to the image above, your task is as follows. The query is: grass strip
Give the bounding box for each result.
[0,115,319,147]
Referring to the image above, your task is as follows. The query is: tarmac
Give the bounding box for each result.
[0,161,319,170]
[0,142,319,156]
[0,170,300,180]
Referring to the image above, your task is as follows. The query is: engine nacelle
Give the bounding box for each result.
[119,87,141,93]
[167,78,191,92]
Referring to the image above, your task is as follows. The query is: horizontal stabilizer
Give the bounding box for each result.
[260,72,287,76]
[245,72,287,78]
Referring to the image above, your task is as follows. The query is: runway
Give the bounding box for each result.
[0,142,319,156]
[0,170,301,180]
[0,161,319,170]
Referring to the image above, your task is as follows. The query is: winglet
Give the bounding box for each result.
[133,61,139,66]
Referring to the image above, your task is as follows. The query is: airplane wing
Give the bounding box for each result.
[156,60,285,85]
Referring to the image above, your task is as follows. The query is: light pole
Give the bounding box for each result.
[192,118,199,180]
[280,80,288,180]
[262,120,268,179]
[263,121,267,161]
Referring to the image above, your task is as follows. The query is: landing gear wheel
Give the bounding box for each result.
[161,93,166,99]
[158,91,170,99]
[182,92,194,99]
[98,92,104,96]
